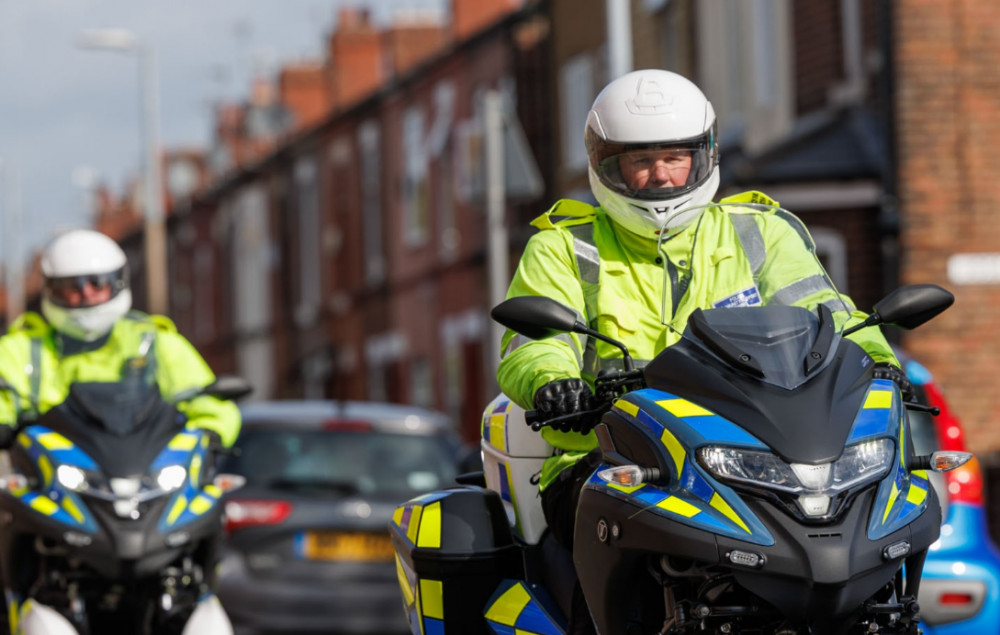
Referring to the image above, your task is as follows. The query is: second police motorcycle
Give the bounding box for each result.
[389,203,970,635]
[0,371,251,635]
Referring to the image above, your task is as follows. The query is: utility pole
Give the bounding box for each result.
[79,29,168,315]
[607,0,634,80]
[1,161,24,325]
[484,89,507,388]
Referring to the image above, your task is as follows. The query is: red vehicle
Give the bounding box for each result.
[902,353,1000,632]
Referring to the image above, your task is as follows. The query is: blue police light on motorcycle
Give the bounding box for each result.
[63,532,92,547]
[883,541,911,561]
[165,531,190,548]
[727,550,765,568]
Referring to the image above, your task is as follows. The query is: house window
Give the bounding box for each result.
[697,0,793,153]
[193,244,216,343]
[812,228,849,295]
[358,121,385,285]
[410,358,434,408]
[559,54,596,175]
[430,82,458,260]
[402,105,430,246]
[294,156,321,326]
[233,185,271,333]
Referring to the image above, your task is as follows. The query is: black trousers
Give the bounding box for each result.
[540,449,603,635]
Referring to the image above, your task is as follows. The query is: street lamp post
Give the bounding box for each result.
[0,160,24,326]
[78,29,168,315]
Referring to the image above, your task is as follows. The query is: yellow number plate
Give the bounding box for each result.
[300,531,395,562]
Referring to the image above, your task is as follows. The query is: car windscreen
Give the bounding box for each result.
[222,427,458,497]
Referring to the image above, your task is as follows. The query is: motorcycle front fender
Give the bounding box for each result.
[17,601,79,635]
[180,595,233,635]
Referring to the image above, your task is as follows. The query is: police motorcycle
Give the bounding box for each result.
[0,374,251,635]
[390,204,970,635]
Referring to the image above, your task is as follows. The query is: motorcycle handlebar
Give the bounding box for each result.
[524,406,608,432]
[522,368,645,432]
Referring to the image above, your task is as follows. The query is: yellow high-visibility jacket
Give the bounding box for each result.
[0,311,241,446]
[498,192,899,490]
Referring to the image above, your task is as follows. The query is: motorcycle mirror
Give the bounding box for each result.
[202,376,254,402]
[491,296,636,371]
[491,296,587,339]
[910,450,973,472]
[873,285,954,329]
[844,284,954,336]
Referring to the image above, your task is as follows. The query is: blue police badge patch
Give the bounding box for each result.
[714,286,762,308]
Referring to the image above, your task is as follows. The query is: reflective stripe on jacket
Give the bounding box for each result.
[497,191,898,490]
[0,311,241,446]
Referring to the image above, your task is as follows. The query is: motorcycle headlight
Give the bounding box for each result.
[57,465,88,492]
[697,447,801,493]
[56,465,111,496]
[829,439,896,492]
[698,439,895,497]
[156,465,188,492]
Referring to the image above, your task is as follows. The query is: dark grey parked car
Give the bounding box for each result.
[216,400,466,634]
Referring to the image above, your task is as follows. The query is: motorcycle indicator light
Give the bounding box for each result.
[597,465,660,487]
[213,473,247,493]
[0,474,28,493]
[930,451,973,472]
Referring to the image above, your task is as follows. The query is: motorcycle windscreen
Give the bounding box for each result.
[66,380,164,436]
[657,202,851,390]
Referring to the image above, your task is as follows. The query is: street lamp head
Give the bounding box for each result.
[78,29,138,52]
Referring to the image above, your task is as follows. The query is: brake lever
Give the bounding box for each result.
[525,406,609,432]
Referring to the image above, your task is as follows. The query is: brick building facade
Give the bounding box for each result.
[162,0,540,443]
[892,0,1000,537]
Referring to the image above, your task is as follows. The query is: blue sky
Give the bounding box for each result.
[0,0,445,263]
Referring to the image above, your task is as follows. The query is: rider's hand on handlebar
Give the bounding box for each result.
[532,378,600,434]
[872,362,917,403]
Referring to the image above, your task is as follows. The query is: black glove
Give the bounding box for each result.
[872,362,917,403]
[532,378,599,433]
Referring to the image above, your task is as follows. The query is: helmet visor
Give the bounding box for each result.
[587,125,718,202]
[45,266,128,309]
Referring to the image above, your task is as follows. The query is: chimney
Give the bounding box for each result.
[279,61,330,130]
[328,7,383,108]
[451,0,520,40]
[383,11,448,76]
[250,75,277,107]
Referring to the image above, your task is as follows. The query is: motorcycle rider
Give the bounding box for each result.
[0,229,240,447]
[496,69,911,634]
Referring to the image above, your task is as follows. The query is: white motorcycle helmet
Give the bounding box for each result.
[40,229,132,342]
[585,69,720,240]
